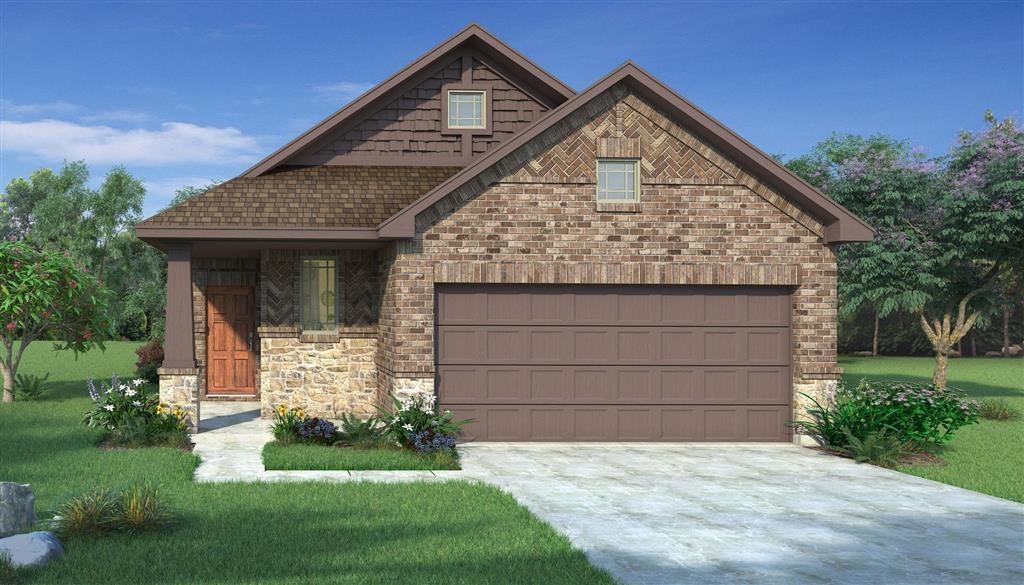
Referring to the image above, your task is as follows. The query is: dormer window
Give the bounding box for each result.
[447,90,486,129]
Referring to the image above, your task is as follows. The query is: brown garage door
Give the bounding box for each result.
[436,284,792,442]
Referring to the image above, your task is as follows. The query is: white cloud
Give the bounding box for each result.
[0,119,262,166]
[80,110,151,123]
[312,81,375,103]
[1,99,81,116]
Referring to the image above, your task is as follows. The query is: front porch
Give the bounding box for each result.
[154,244,394,431]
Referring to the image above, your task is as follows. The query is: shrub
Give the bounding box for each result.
[271,405,306,444]
[55,490,120,536]
[135,339,164,383]
[410,429,457,454]
[13,373,48,400]
[119,484,172,533]
[56,485,173,537]
[979,399,1020,421]
[793,380,980,449]
[83,375,188,447]
[296,417,337,444]
[337,412,384,446]
[377,393,471,449]
[842,428,905,468]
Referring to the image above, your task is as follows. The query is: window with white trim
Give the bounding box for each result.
[300,257,337,331]
[597,159,640,201]
[447,90,486,129]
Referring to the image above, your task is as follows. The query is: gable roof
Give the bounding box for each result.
[378,62,874,244]
[242,24,575,178]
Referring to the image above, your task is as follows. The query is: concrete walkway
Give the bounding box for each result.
[194,402,1024,585]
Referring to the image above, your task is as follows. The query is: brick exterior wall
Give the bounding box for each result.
[377,84,842,415]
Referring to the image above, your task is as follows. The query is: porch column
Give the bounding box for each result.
[158,245,200,431]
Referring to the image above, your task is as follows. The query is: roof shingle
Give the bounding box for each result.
[138,166,460,228]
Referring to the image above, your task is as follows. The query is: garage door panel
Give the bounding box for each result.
[439,326,789,365]
[438,365,790,404]
[437,285,791,441]
[444,404,792,442]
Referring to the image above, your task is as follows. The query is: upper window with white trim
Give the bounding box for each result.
[447,90,486,129]
[597,159,640,201]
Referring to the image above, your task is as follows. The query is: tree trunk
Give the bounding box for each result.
[933,352,948,388]
[872,313,880,356]
[1,361,13,403]
[1003,304,1011,357]
[920,294,981,389]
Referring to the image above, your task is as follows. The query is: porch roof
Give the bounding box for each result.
[136,165,459,239]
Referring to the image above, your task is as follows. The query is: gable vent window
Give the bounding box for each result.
[447,90,486,129]
[597,159,640,202]
[300,257,337,332]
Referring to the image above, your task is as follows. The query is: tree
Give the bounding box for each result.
[0,242,114,402]
[913,113,1024,386]
[788,134,937,355]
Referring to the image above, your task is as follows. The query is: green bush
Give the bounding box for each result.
[119,484,172,533]
[979,398,1020,421]
[377,393,471,448]
[271,405,307,444]
[56,485,173,537]
[55,490,120,536]
[337,412,385,447]
[13,373,48,400]
[83,375,188,448]
[842,428,905,467]
[793,380,980,450]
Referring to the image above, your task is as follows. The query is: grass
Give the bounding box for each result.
[263,442,460,471]
[0,342,614,585]
[840,355,1024,503]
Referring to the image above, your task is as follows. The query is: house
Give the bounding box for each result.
[136,24,872,442]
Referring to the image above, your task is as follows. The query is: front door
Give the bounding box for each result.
[206,285,256,395]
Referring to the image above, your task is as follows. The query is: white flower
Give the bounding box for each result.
[392,417,400,423]
[444,410,452,414]
[119,384,128,392]
[402,423,414,431]
[103,404,115,411]
[132,379,143,387]
[124,389,137,398]
[132,400,142,407]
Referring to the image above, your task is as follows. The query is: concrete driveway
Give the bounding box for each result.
[458,443,1024,585]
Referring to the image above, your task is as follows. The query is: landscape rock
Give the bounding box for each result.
[1008,344,1022,357]
[0,531,63,569]
[947,349,962,358]
[0,483,35,537]
[851,351,874,357]
[984,351,1004,358]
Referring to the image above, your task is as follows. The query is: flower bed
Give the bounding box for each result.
[793,380,980,467]
[83,375,190,449]
[264,394,470,471]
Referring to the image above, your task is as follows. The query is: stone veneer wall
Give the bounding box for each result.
[259,334,378,418]
[377,85,843,428]
[157,368,199,432]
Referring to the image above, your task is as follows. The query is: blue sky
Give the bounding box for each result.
[2,1,1021,217]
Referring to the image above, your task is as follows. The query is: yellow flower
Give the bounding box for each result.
[276,404,288,415]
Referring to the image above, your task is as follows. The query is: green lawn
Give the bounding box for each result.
[0,342,613,585]
[840,356,1024,503]
[263,442,460,471]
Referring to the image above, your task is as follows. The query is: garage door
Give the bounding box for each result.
[436,284,792,441]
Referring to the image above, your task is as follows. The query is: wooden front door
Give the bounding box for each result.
[206,286,256,395]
